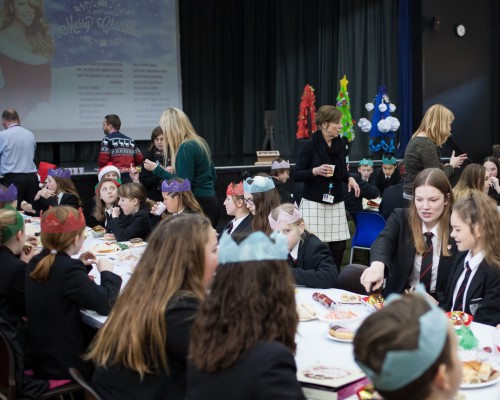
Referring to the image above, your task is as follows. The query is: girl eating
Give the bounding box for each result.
[360,168,457,302]
[442,190,500,326]
[159,178,203,216]
[25,206,122,379]
[269,203,337,288]
[108,182,151,241]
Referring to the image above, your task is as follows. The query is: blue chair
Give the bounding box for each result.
[349,212,386,264]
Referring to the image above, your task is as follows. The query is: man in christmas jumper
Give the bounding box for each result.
[98,114,143,183]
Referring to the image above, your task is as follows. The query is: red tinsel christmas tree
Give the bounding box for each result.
[296,84,317,139]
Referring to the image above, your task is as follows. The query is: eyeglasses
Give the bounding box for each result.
[243,198,254,206]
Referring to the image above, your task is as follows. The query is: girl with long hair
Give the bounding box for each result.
[91,178,121,230]
[143,108,219,226]
[243,175,281,235]
[452,163,488,200]
[25,206,122,379]
[269,203,337,288]
[159,178,203,216]
[403,104,467,198]
[22,168,82,215]
[89,214,218,399]
[482,156,500,204]
[442,191,500,326]
[186,231,305,400]
[221,181,252,236]
[107,182,151,241]
[360,168,457,302]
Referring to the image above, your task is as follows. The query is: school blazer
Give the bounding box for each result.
[107,204,151,241]
[292,232,338,288]
[443,253,500,327]
[222,214,253,236]
[370,208,457,301]
[32,193,79,214]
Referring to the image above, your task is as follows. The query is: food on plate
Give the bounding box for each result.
[312,292,335,308]
[328,325,354,340]
[93,242,119,254]
[361,293,384,312]
[462,361,500,384]
[297,303,317,320]
[129,237,143,244]
[446,311,473,327]
[91,225,106,238]
[117,242,129,251]
[340,292,360,304]
[102,233,116,240]
[321,309,358,321]
[117,253,140,262]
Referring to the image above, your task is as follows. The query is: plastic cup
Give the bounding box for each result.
[155,202,167,216]
[78,167,84,174]
[326,165,335,177]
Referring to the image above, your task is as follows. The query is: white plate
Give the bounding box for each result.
[299,316,318,322]
[461,375,500,389]
[325,333,353,343]
[120,241,146,248]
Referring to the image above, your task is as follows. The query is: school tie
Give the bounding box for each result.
[419,232,434,292]
[453,262,472,311]
[288,254,296,268]
[225,222,234,235]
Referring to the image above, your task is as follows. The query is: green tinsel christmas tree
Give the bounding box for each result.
[336,75,355,144]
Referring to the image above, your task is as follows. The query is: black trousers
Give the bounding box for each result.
[328,240,347,272]
[0,172,38,209]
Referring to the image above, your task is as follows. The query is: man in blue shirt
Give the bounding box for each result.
[0,109,38,208]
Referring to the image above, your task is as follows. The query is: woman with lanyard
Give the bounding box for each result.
[359,168,457,302]
[293,105,360,270]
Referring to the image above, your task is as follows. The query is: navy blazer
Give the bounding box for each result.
[26,251,122,379]
[107,203,151,241]
[222,214,253,236]
[186,341,306,400]
[443,253,500,326]
[292,232,338,288]
[32,193,79,214]
[0,247,26,328]
[370,208,457,301]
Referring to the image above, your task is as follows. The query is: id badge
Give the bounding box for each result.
[323,194,334,203]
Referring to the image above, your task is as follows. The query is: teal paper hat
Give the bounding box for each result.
[355,285,448,392]
[359,158,373,168]
[243,176,275,194]
[218,231,288,264]
[381,153,397,165]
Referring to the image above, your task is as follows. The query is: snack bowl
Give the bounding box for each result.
[91,230,106,238]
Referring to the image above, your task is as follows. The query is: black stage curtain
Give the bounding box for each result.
[180,0,398,163]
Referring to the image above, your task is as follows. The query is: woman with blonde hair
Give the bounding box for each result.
[143,107,219,226]
[403,104,467,198]
[360,168,457,302]
[89,214,219,399]
[25,206,122,380]
[452,163,488,201]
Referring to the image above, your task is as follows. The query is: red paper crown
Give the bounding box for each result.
[226,181,244,196]
[41,207,86,233]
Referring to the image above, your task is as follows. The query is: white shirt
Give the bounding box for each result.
[289,240,300,261]
[408,223,440,292]
[451,251,484,311]
[228,213,249,234]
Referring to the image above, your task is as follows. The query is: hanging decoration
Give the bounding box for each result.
[296,84,317,139]
[336,75,356,144]
[357,86,399,153]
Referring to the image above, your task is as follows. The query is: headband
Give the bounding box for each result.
[355,285,448,392]
[268,203,302,230]
[1,206,24,244]
[218,231,288,264]
[243,176,275,194]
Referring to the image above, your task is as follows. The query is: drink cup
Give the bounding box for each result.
[326,165,335,177]
[78,167,84,174]
[155,202,167,216]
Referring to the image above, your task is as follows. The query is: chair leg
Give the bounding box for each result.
[349,247,354,264]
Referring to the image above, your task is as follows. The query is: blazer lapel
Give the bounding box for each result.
[465,262,487,305]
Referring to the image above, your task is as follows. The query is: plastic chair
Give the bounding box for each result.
[338,264,369,295]
[0,330,81,400]
[349,212,386,264]
[69,368,102,400]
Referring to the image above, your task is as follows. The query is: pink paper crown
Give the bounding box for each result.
[226,181,244,196]
[48,168,71,179]
[271,160,290,170]
[268,203,303,230]
[41,207,86,233]
[0,184,17,202]
[162,178,191,193]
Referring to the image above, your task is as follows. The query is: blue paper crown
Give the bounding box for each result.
[243,176,275,194]
[0,184,17,202]
[355,285,448,392]
[358,158,373,167]
[218,231,288,264]
[161,178,191,193]
[48,168,71,178]
[381,154,397,165]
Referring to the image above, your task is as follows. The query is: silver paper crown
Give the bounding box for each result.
[271,160,290,170]
[243,176,275,193]
[48,168,71,178]
[218,231,288,264]
[0,184,17,202]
